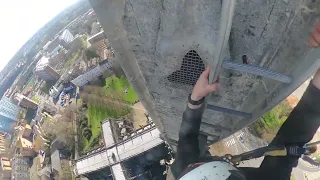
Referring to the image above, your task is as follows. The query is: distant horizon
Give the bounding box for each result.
[0,0,79,72]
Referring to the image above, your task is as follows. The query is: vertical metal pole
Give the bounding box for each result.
[208,0,236,83]
[202,0,236,144]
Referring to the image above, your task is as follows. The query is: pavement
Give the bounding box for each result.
[223,128,311,180]
[224,129,266,168]
[74,87,80,160]
[131,102,149,129]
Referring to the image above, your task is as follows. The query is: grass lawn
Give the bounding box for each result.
[81,138,89,152]
[87,105,110,137]
[87,104,131,137]
[104,76,138,104]
[80,105,131,152]
[80,76,137,152]
[32,96,40,103]
[80,104,131,153]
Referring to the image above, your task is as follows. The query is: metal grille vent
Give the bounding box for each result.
[167,50,205,86]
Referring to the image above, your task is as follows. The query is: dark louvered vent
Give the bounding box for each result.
[167,50,205,86]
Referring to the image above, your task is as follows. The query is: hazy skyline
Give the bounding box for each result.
[0,0,79,71]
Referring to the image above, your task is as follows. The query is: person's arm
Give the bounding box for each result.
[170,67,220,179]
[257,21,320,180]
[268,73,320,146]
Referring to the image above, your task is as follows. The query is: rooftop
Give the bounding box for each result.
[51,150,62,173]
[35,56,50,69]
[1,157,11,171]
[87,31,105,44]
[18,137,33,148]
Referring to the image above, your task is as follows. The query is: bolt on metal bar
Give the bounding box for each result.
[223,60,292,83]
[206,104,252,118]
[209,0,236,83]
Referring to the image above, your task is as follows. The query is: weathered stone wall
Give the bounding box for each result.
[90,0,320,147]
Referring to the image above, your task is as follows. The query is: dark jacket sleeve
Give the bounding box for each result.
[257,82,320,180]
[270,82,320,146]
[170,105,204,178]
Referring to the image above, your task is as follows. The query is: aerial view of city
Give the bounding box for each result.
[1,0,320,180]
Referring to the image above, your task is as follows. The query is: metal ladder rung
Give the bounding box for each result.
[223,60,292,83]
[206,104,252,118]
[201,122,232,132]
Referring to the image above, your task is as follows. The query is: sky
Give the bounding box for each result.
[0,0,79,71]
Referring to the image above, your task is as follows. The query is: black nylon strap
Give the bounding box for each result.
[188,94,205,105]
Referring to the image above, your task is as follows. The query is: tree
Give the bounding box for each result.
[59,161,74,180]
[85,49,99,60]
[249,101,292,141]
[79,120,88,130]
[82,127,92,140]
[109,79,116,90]
[81,34,87,49]
[40,80,56,94]
[79,116,89,130]
[41,111,75,153]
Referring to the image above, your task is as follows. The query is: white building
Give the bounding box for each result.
[59,29,74,47]
[49,86,63,99]
[14,93,38,109]
[11,156,30,180]
[71,59,113,87]
[34,56,60,81]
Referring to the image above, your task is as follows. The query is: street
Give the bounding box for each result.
[223,128,320,180]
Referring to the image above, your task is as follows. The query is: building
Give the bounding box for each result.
[91,0,320,151]
[71,59,113,87]
[59,29,74,48]
[49,85,63,99]
[87,31,108,52]
[39,101,57,115]
[47,45,66,67]
[11,156,30,180]
[74,120,169,179]
[43,38,60,53]
[65,35,83,59]
[38,166,52,180]
[51,150,65,179]
[34,56,60,81]
[91,22,101,35]
[0,96,19,133]
[0,132,6,153]
[14,124,32,141]
[16,137,34,157]
[23,124,32,138]
[0,157,12,180]
[32,124,49,152]
[14,93,39,109]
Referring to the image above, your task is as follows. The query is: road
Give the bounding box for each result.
[223,129,266,168]
[73,87,80,160]
[223,128,310,180]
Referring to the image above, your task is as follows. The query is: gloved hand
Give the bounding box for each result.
[309,21,320,89]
